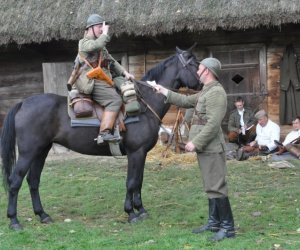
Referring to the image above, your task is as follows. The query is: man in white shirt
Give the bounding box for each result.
[273,117,300,160]
[237,110,280,161]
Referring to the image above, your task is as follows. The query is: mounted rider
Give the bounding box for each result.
[70,14,140,143]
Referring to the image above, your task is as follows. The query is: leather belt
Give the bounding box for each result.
[90,59,110,69]
[192,117,207,125]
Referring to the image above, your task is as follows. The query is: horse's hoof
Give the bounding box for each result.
[128,213,139,223]
[138,212,149,220]
[128,216,139,223]
[9,223,23,231]
[41,216,53,224]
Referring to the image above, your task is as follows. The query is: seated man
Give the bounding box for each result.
[237,110,280,161]
[227,96,256,146]
[273,117,300,160]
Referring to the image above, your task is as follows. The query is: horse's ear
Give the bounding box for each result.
[187,43,197,52]
[176,46,183,54]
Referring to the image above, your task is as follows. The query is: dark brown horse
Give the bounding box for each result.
[1,46,200,230]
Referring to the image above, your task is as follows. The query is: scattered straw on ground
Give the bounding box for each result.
[146,144,197,167]
[46,143,197,167]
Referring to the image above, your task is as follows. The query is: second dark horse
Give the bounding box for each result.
[1,46,200,230]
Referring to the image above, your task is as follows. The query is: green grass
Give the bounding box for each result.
[0,155,300,250]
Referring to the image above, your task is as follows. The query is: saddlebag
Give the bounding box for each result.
[70,92,94,118]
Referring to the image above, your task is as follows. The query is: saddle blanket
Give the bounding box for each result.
[70,116,139,127]
[71,118,100,127]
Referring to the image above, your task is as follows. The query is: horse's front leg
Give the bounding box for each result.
[125,149,148,223]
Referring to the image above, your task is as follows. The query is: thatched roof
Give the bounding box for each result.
[1,0,300,45]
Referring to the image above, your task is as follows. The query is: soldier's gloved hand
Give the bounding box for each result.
[123,71,135,80]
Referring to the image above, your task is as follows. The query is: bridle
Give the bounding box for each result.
[177,52,200,83]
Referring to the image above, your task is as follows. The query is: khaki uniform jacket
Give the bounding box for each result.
[74,34,125,94]
[78,34,125,78]
[166,81,227,153]
[227,108,255,133]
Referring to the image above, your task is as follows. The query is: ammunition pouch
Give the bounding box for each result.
[120,81,140,116]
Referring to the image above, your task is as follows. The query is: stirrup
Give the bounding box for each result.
[95,134,104,144]
[94,129,122,144]
[102,132,120,141]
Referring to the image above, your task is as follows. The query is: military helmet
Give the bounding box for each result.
[86,14,105,29]
[200,58,221,79]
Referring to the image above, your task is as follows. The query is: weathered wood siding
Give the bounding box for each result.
[0,49,44,128]
[1,35,299,140]
[43,62,73,96]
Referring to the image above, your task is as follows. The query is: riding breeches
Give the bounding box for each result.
[92,80,122,112]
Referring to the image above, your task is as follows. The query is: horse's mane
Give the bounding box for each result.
[141,55,177,81]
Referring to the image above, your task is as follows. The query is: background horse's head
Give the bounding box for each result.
[141,44,200,90]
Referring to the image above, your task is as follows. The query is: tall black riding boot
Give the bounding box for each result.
[209,197,235,241]
[192,198,220,234]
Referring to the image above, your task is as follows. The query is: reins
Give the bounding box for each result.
[133,79,163,123]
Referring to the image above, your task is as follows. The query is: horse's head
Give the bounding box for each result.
[174,44,200,90]
[141,44,200,91]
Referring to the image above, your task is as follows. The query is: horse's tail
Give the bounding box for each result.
[1,102,22,191]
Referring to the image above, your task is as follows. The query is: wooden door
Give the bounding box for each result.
[208,44,267,130]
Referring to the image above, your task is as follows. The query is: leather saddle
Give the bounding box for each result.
[67,91,126,131]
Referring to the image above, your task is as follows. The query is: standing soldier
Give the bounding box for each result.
[71,14,139,143]
[154,58,235,241]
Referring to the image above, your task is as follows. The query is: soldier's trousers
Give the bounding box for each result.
[196,152,229,199]
[92,78,123,112]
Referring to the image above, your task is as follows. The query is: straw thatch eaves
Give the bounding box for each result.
[1,0,300,46]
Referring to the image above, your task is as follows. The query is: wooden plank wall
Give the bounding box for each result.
[0,55,44,128]
[43,62,73,96]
